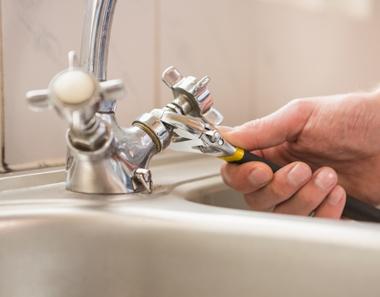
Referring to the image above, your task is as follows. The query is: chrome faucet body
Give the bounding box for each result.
[26,0,222,194]
[80,0,117,112]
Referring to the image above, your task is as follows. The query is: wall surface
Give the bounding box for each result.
[1,0,380,169]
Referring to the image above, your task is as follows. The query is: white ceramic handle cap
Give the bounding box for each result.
[52,70,95,104]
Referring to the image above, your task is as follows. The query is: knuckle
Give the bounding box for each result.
[289,98,310,112]
[270,171,298,198]
[273,206,291,214]
[220,165,237,188]
[220,166,230,182]
[243,118,261,130]
[226,163,266,193]
[270,181,292,198]
[221,170,250,193]
[244,194,258,209]
[287,98,314,124]
[300,192,321,206]
[244,194,268,211]
[221,173,232,187]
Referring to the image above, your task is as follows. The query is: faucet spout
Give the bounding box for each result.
[80,0,117,112]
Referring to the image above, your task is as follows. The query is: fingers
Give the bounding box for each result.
[243,162,312,211]
[221,161,346,219]
[220,161,273,194]
[314,185,346,219]
[219,99,314,151]
[273,167,338,215]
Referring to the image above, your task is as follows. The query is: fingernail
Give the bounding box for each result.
[287,163,311,187]
[248,168,271,187]
[329,187,345,206]
[315,168,337,190]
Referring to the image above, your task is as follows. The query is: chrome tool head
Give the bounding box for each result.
[159,111,236,157]
[160,67,235,157]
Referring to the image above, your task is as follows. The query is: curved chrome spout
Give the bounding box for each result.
[80,0,117,112]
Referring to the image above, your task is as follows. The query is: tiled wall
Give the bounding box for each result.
[2,0,380,169]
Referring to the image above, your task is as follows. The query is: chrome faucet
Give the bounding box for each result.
[25,0,223,194]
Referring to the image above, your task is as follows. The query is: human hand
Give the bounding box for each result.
[220,91,380,219]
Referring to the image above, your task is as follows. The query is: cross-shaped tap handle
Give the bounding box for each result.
[161,66,224,126]
[26,51,125,130]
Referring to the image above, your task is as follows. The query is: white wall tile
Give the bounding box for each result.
[108,0,156,126]
[3,0,380,168]
[159,0,380,126]
[2,0,156,167]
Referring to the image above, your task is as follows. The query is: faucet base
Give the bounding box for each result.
[65,128,148,194]
[66,156,141,194]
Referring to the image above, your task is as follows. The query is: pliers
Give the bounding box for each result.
[160,111,380,223]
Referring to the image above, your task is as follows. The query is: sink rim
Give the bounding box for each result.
[0,155,380,252]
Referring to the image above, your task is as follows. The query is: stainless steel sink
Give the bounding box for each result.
[183,176,249,211]
[1,155,380,297]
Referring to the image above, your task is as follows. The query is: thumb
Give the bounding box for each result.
[219,100,314,150]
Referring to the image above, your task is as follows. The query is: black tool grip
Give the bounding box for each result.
[231,149,380,223]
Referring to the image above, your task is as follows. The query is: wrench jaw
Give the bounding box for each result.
[159,66,237,158]
[159,110,236,158]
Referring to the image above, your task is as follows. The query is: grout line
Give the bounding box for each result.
[6,159,65,172]
[0,1,64,173]
[0,0,8,173]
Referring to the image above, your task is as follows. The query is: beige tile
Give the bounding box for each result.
[2,0,156,167]
[108,0,156,127]
[159,0,380,127]
[4,0,380,168]
[2,0,81,167]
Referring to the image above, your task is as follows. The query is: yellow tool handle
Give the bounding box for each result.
[221,148,280,171]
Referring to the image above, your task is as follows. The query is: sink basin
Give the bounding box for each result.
[1,155,380,297]
[183,176,249,210]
